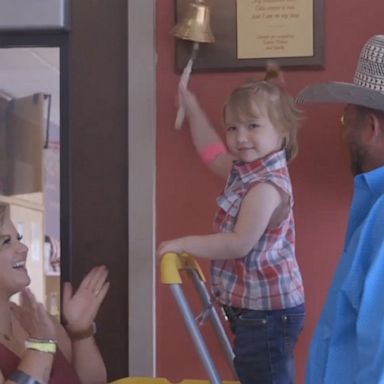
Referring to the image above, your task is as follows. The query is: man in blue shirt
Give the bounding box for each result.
[297,34,384,383]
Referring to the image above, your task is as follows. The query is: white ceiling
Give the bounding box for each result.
[0,47,60,125]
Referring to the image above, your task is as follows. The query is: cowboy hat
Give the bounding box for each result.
[296,35,384,112]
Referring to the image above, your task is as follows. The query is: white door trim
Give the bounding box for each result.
[128,0,156,376]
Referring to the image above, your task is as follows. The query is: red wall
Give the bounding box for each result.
[156,1,384,382]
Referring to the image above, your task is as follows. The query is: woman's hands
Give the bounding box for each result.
[62,265,109,335]
[12,288,57,340]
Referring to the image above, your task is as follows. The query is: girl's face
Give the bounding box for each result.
[224,100,284,163]
[0,217,30,298]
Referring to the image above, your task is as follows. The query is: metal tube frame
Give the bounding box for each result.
[188,270,236,375]
[169,284,222,384]
[168,266,237,383]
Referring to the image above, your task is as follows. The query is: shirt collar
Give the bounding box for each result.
[355,165,384,197]
[232,150,287,181]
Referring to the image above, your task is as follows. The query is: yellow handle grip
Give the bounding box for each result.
[160,252,206,284]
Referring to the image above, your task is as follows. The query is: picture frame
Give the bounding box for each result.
[175,0,324,72]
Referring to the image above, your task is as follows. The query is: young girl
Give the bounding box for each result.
[158,67,305,384]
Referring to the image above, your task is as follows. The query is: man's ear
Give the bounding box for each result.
[365,112,383,142]
[366,112,384,167]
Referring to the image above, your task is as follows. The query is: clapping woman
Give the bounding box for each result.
[0,202,110,384]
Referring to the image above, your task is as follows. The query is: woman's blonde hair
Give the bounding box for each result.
[0,203,9,228]
[223,65,303,161]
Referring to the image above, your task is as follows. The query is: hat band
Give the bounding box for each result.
[354,72,384,92]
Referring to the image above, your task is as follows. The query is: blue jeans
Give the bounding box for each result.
[227,304,305,384]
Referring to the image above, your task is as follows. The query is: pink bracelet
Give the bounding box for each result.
[200,142,228,166]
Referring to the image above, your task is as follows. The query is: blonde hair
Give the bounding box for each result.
[0,203,9,230]
[223,65,303,161]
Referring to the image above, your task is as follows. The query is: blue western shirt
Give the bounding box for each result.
[306,165,384,383]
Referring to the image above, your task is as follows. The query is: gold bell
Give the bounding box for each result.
[172,0,215,44]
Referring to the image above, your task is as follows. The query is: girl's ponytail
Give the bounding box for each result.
[264,61,286,89]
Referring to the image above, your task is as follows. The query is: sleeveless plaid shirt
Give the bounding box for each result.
[212,150,304,310]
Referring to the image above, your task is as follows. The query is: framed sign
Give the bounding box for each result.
[175,0,324,72]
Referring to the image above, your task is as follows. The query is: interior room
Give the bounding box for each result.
[0,1,383,383]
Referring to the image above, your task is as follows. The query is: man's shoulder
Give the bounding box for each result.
[371,193,384,211]
[360,193,384,240]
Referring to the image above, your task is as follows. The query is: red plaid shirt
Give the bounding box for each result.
[212,150,304,310]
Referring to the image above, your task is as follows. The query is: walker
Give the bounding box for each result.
[110,253,239,384]
[160,252,238,384]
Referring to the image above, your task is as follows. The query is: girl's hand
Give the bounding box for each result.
[12,288,57,340]
[62,266,110,334]
[157,238,185,261]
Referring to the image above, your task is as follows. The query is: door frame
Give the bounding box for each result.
[128,0,157,376]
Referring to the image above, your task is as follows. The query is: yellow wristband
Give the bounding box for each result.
[25,338,57,354]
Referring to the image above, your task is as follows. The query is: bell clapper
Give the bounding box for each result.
[172,0,215,129]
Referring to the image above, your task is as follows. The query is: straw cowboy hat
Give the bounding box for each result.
[296,35,384,112]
